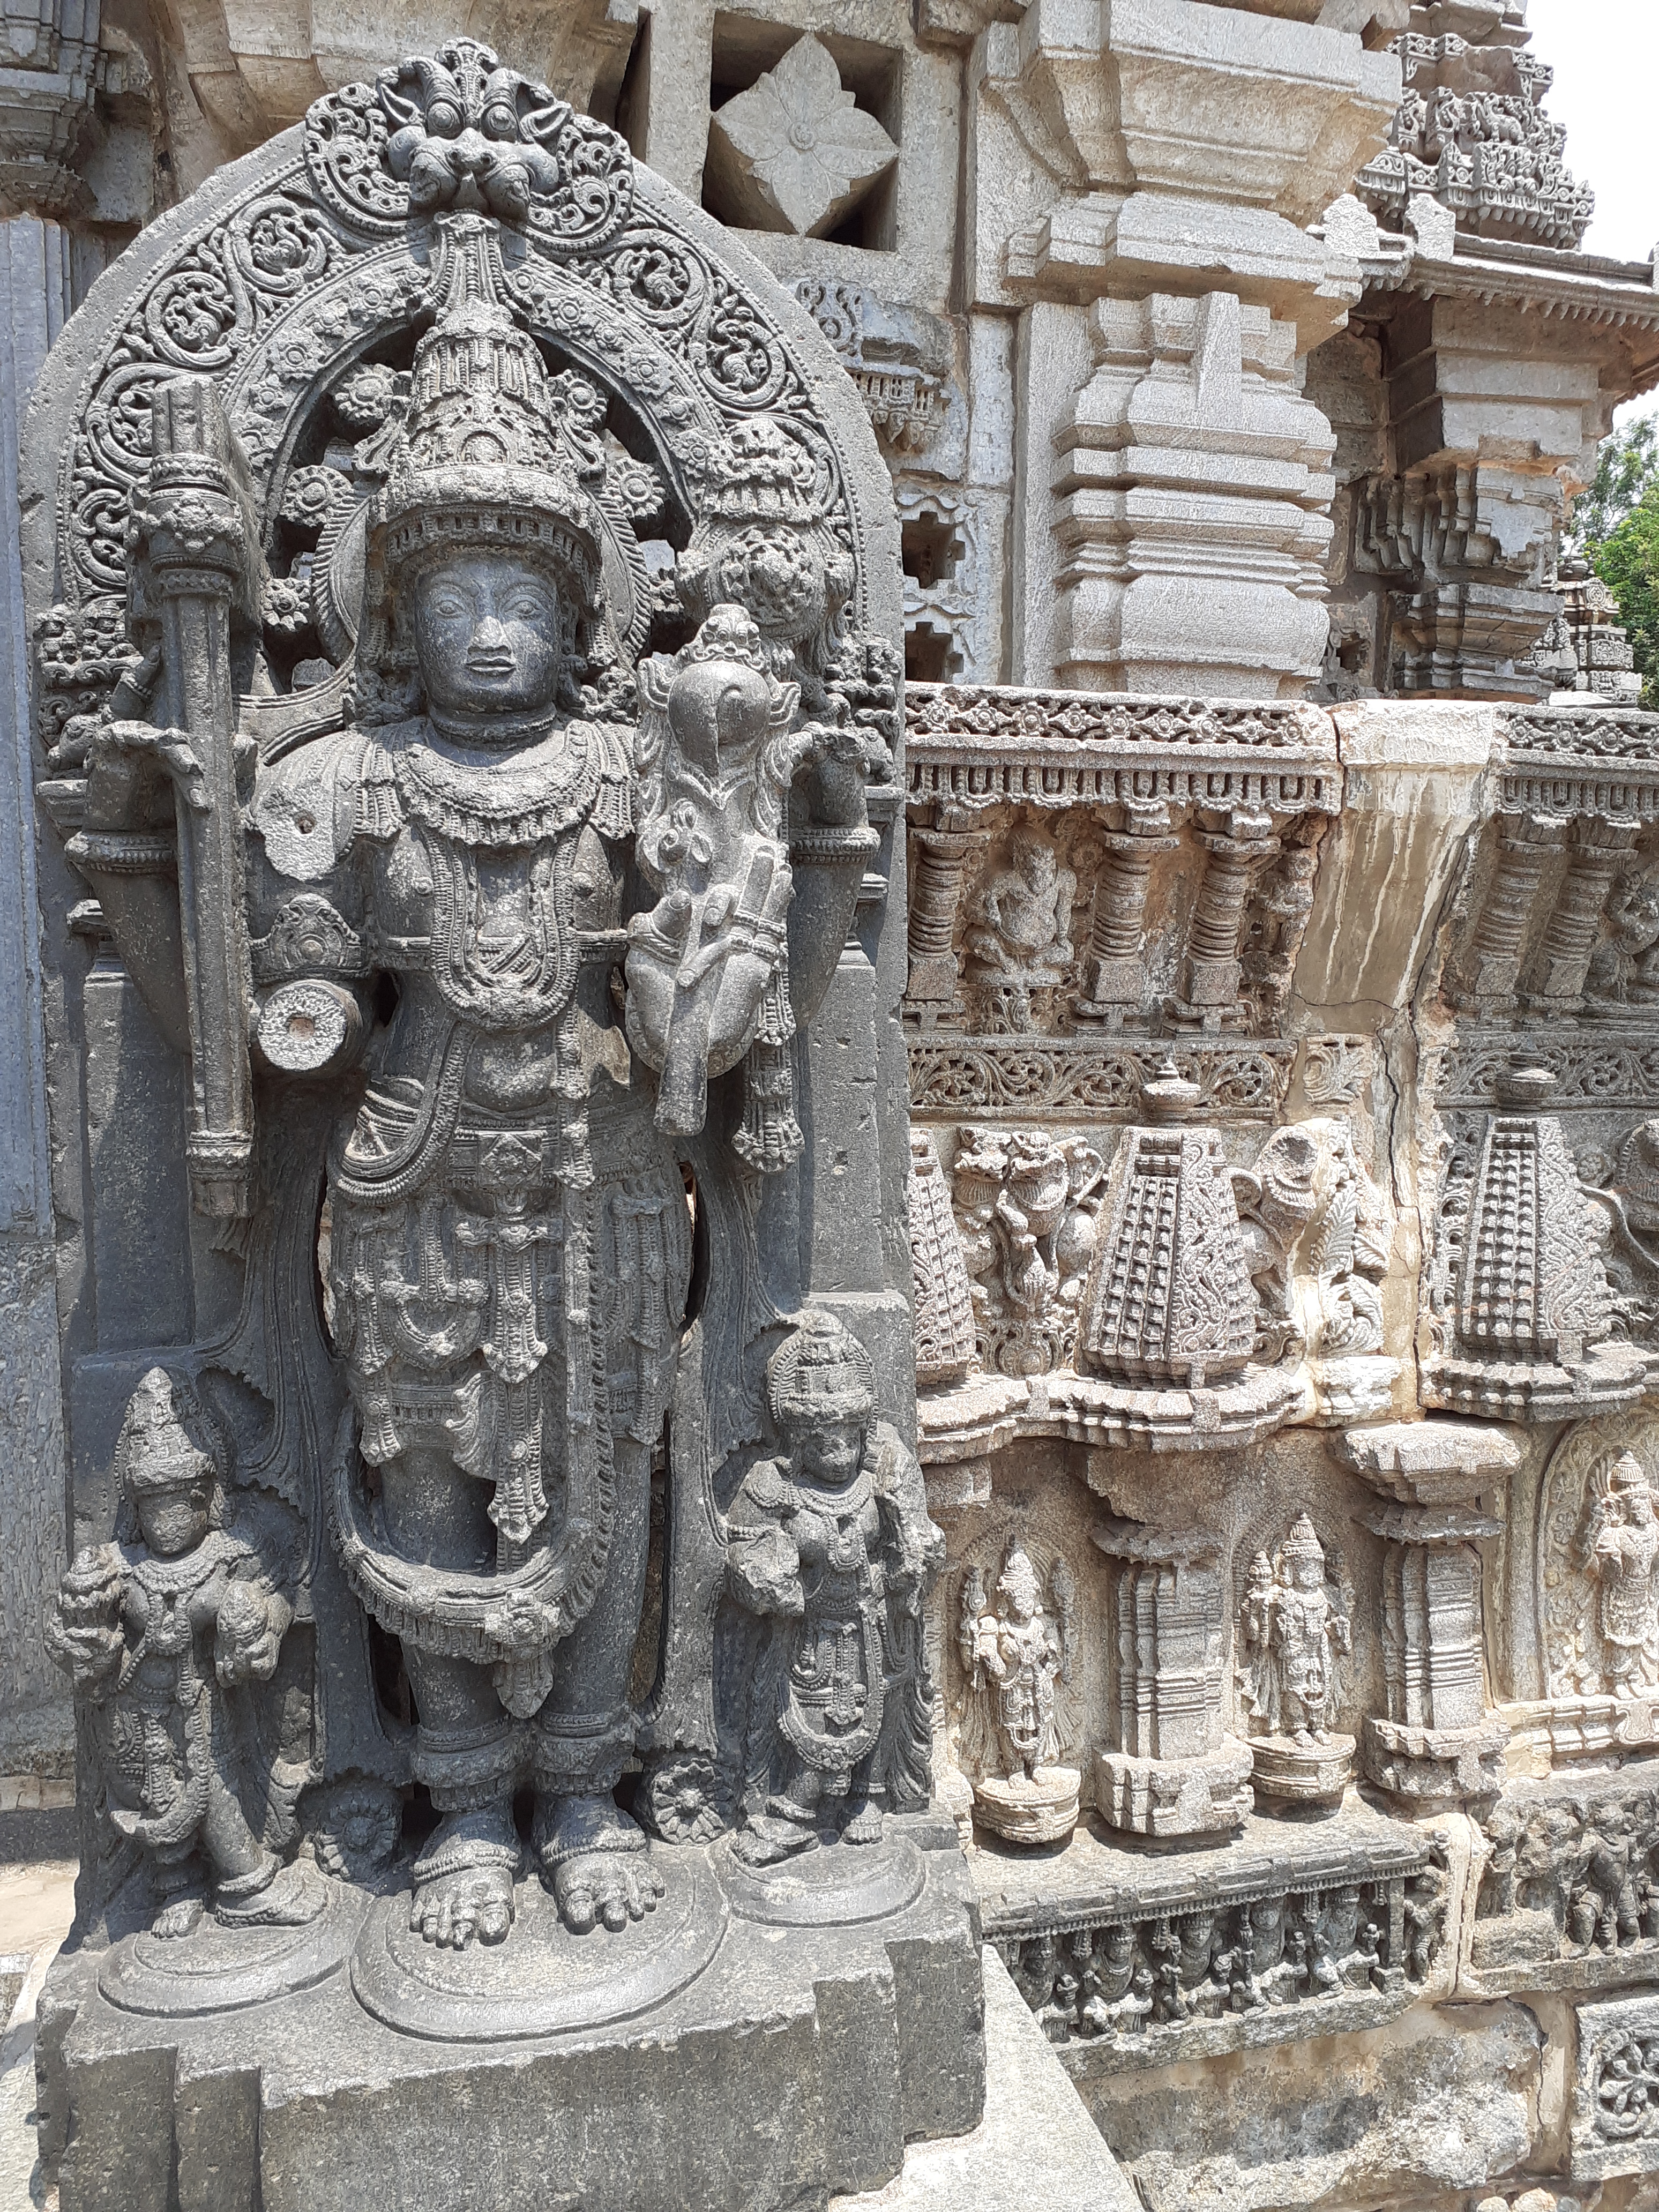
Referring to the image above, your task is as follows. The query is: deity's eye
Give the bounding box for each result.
[426,99,462,139]
[425,589,472,621]
[502,586,554,622]
[483,101,518,141]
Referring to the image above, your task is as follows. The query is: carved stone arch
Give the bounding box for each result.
[24,96,900,771]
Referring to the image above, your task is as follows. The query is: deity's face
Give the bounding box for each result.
[410,551,565,721]
[136,1485,210,1559]
[1012,835,1053,891]
[793,1418,864,1488]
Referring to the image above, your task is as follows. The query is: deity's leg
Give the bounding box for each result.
[533,1431,663,1934]
[199,1762,327,1927]
[840,1753,886,1847]
[733,1765,825,1866]
[383,1446,522,1950]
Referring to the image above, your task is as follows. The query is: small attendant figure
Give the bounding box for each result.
[727,1311,944,1867]
[46,1368,323,1938]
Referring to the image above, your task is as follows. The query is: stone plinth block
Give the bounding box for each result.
[38,1828,985,2212]
[973,1768,1081,1848]
[1095,1737,1254,1842]
[1249,1731,1355,1812]
[1362,1717,1509,1806]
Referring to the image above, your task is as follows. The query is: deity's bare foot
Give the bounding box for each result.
[151,1892,205,1940]
[409,1805,519,1951]
[216,1856,330,1930]
[536,1792,663,1934]
[731,1810,819,1868]
[840,1796,885,1847]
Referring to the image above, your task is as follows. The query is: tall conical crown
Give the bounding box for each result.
[373,212,600,602]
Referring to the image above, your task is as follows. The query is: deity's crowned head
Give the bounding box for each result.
[363,213,603,726]
[996,1542,1043,1625]
[1610,1451,1655,1524]
[1281,1513,1327,1592]
[117,1366,225,1558]
[766,1310,876,1488]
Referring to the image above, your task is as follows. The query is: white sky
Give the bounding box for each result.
[1523,0,1659,423]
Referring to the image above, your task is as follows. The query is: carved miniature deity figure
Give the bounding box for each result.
[963,825,1075,1028]
[1584,1453,1659,1695]
[959,1542,1070,1780]
[1588,870,1659,1005]
[46,1370,323,1938]
[1238,1515,1351,1746]
[950,1130,1104,1377]
[727,1312,944,1866]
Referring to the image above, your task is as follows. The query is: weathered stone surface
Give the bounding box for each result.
[1087,1996,1543,2211]
[830,1945,1139,2212]
[14,2,1659,2209]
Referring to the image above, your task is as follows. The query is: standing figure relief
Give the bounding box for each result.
[68,195,908,1957]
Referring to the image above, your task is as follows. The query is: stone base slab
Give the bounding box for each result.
[36,1822,984,2212]
[1250,1731,1354,1811]
[1364,1716,1509,1805]
[1094,1738,1254,1840]
[973,1768,1080,1847]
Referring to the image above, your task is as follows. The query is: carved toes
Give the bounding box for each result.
[409,1860,517,1951]
[553,1848,664,1935]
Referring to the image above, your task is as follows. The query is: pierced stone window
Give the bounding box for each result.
[905,620,960,685]
[703,18,901,250]
[901,512,963,593]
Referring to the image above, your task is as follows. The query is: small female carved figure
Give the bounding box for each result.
[727,1311,944,1866]
[960,1542,1065,1779]
[1239,1515,1351,1747]
[46,1369,323,1938]
[1584,1453,1659,1695]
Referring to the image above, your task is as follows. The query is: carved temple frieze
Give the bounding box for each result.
[901,684,1339,1039]
[987,1805,1448,2067]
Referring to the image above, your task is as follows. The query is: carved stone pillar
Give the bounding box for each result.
[1337,1421,1516,1806]
[1090,1517,1253,1841]
[1170,810,1279,1028]
[906,814,982,1025]
[1449,811,1565,1013]
[1074,800,1178,1024]
[1522,816,1641,1015]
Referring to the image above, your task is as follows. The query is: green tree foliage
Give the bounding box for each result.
[1595,500,1659,708]
[1571,414,1659,550]
[1572,413,1659,708]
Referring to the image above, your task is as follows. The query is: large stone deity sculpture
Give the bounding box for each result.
[25,43,973,2202]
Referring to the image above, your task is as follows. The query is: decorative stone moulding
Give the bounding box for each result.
[1358,20,1594,251]
[1425,1060,1648,1421]
[703,34,898,239]
[1337,1419,1515,1805]
[1092,1518,1255,1842]
[987,1801,1447,2066]
[1574,1991,1659,2180]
